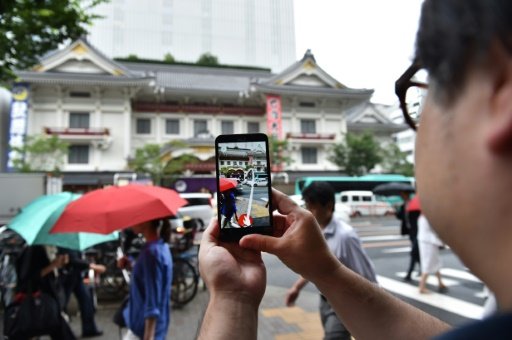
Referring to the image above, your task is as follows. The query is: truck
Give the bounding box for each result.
[0,173,61,225]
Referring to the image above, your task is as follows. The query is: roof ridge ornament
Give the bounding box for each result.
[302,49,316,62]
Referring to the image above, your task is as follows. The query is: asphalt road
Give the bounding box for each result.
[264,216,487,327]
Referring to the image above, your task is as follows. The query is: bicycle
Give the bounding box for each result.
[170,217,201,308]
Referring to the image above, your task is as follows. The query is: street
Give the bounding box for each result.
[0,215,487,340]
[264,216,486,327]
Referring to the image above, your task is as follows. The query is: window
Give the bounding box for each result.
[247,122,259,133]
[341,196,348,202]
[301,119,316,134]
[194,120,208,136]
[299,101,316,108]
[353,196,361,202]
[69,91,91,98]
[136,118,151,134]
[301,147,317,164]
[221,120,234,134]
[362,196,372,202]
[68,145,89,164]
[165,119,180,134]
[69,112,89,129]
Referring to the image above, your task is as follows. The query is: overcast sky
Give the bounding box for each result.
[294,0,424,105]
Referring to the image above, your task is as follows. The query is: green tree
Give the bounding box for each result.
[268,135,292,171]
[0,0,106,83]
[163,52,175,63]
[11,134,69,174]
[196,52,219,66]
[129,140,198,185]
[329,132,382,176]
[380,143,415,177]
[126,54,139,61]
[128,144,165,185]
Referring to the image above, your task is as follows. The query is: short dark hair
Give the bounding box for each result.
[415,0,512,106]
[301,181,335,209]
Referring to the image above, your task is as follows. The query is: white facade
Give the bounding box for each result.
[14,40,379,187]
[87,0,296,73]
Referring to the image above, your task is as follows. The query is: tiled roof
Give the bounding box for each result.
[120,62,273,92]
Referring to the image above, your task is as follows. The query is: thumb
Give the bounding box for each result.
[240,234,280,254]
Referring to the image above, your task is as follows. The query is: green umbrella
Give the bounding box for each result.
[7,192,118,251]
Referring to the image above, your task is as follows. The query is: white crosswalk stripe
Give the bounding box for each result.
[377,275,484,320]
[382,246,411,254]
[395,272,460,287]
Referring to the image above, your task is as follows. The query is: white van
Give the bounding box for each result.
[339,190,394,217]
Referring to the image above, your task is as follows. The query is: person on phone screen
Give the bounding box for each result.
[286,182,377,340]
[197,0,512,338]
[220,188,238,228]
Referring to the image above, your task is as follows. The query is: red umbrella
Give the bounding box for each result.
[50,185,188,234]
[219,178,237,192]
[406,196,421,212]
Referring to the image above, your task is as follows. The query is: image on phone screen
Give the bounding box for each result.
[216,138,271,229]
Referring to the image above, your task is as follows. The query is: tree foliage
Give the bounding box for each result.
[128,140,197,184]
[196,52,219,66]
[163,52,175,63]
[0,0,106,83]
[268,135,293,172]
[329,132,382,176]
[128,144,165,185]
[380,143,414,177]
[11,134,69,174]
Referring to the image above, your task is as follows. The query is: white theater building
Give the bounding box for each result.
[8,39,404,190]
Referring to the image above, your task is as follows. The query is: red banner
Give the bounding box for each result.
[266,95,282,139]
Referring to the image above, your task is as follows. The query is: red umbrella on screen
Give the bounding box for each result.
[219,178,237,192]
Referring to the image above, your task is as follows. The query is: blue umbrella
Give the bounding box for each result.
[7,192,118,251]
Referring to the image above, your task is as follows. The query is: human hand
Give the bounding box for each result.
[199,218,266,307]
[53,254,68,269]
[240,189,340,283]
[285,287,299,307]
[117,256,130,270]
[91,263,107,274]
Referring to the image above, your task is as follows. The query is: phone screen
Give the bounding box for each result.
[215,133,273,241]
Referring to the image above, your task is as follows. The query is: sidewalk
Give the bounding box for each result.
[67,285,322,339]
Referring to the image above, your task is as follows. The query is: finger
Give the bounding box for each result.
[239,233,280,254]
[201,218,219,247]
[272,214,288,237]
[272,188,302,216]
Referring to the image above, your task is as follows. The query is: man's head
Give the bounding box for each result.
[412,0,512,298]
[302,182,335,228]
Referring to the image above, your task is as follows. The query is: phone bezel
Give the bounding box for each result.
[215,133,274,242]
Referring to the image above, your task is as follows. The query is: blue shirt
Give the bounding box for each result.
[123,239,173,340]
[435,312,512,339]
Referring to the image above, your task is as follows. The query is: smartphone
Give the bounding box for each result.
[215,133,274,242]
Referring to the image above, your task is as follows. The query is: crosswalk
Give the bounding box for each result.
[351,217,488,323]
[377,274,484,320]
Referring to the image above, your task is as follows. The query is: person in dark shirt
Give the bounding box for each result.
[58,248,106,338]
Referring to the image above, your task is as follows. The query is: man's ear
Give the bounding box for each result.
[486,55,512,154]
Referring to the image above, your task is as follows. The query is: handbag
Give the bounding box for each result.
[4,290,61,339]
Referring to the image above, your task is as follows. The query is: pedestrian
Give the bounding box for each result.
[198,0,512,338]
[286,182,377,340]
[14,245,76,339]
[403,196,421,281]
[220,189,238,228]
[417,215,447,294]
[117,218,173,340]
[57,248,106,338]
